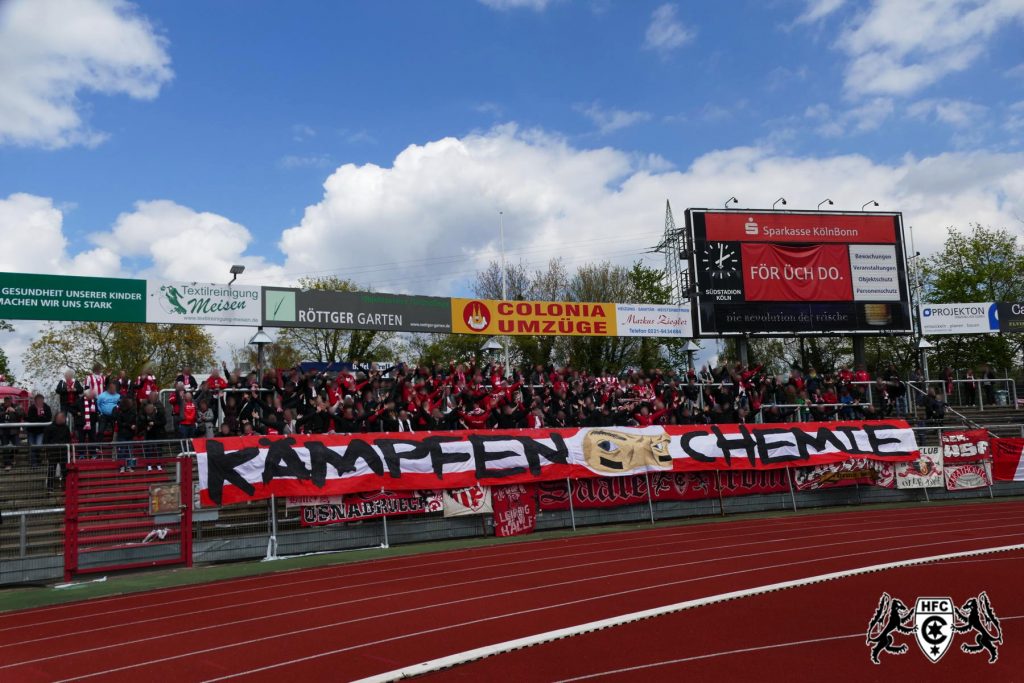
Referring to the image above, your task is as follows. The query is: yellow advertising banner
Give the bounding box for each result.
[451,298,615,336]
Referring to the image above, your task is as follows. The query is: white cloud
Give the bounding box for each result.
[0,0,172,148]
[477,0,552,10]
[3,127,1024,375]
[643,4,695,55]
[907,98,987,127]
[1005,100,1024,133]
[291,124,316,141]
[805,97,894,136]
[280,154,333,169]
[795,0,847,23]
[92,200,285,285]
[0,193,120,275]
[1006,63,1024,80]
[278,125,1024,298]
[574,102,652,134]
[838,0,1024,98]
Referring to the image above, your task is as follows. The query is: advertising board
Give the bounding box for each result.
[686,210,913,337]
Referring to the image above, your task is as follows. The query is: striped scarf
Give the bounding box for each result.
[81,397,96,432]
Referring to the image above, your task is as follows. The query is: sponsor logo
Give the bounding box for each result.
[744,217,758,235]
[867,592,1002,664]
[462,300,491,331]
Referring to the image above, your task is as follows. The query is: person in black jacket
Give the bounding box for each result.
[55,371,83,430]
[296,398,332,434]
[42,412,72,489]
[26,394,52,466]
[115,398,138,471]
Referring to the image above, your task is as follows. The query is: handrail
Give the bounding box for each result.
[0,421,54,430]
[904,383,992,436]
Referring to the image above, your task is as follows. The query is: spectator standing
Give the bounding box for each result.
[175,366,199,392]
[178,392,198,438]
[26,394,53,466]
[964,368,977,406]
[85,363,106,398]
[114,397,138,470]
[76,389,98,443]
[196,398,215,438]
[55,371,83,430]
[96,381,122,440]
[134,367,160,403]
[0,397,22,470]
[42,412,71,489]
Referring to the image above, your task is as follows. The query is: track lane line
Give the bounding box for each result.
[40,532,1024,682]
[5,511,1022,653]
[3,501,1012,633]
[5,498,1015,625]
[351,544,1024,683]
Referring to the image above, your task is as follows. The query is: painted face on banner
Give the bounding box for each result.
[582,429,672,473]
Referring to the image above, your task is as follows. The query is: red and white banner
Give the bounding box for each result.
[940,429,990,459]
[195,422,918,506]
[299,489,442,526]
[492,484,537,537]
[703,212,897,244]
[992,438,1024,481]
[944,462,992,491]
[895,447,944,489]
[537,471,789,510]
[742,244,853,302]
[792,458,893,491]
[442,484,492,517]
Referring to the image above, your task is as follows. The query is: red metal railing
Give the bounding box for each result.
[63,457,192,582]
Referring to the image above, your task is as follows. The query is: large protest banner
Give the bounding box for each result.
[195,422,919,505]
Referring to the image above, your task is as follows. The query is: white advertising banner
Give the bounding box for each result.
[442,485,493,517]
[895,447,944,489]
[615,303,693,338]
[919,302,998,336]
[848,244,901,302]
[147,281,262,326]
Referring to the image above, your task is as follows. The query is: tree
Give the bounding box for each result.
[922,224,1024,374]
[0,320,15,383]
[229,337,303,373]
[275,276,396,365]
[24,322,216,391]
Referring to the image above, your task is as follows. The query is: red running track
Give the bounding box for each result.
[430,550,1024,682]
[0,500,1022,682]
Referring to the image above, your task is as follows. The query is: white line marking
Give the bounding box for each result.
[57,531,1024,682]
[352,543,1024,683]
[7,513,1022,660]
[4,498,1012,624]
[4,504,1000,636]
[554,614,1024,681]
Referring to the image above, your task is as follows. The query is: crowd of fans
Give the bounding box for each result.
[1,354,1010,468]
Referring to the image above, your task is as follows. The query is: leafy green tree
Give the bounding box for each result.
[922,224,1024,374]
[24,321,216,390]
[0,320,15,383]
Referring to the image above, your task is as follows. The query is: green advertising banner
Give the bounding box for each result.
[0,272,146,323]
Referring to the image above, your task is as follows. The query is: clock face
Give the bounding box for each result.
[700,242,739,281]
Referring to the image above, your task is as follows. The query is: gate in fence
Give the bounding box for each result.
[63,456,192,582]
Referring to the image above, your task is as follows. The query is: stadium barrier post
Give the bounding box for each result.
[265,495,278,561]
[923,484,930,503]
[644,471,655,524]
[714,469,726,516]
[180,456,194,567]
[566,478,577,531]
[381,508,390,549]
[785,466,798,512]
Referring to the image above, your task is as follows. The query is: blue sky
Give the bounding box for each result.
[1,0,1023,363]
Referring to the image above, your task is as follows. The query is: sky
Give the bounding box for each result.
[1,0,1023,373]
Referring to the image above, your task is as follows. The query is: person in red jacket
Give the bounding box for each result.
[178,392,198,438]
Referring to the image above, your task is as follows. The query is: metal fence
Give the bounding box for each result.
[4,426,1024,585]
